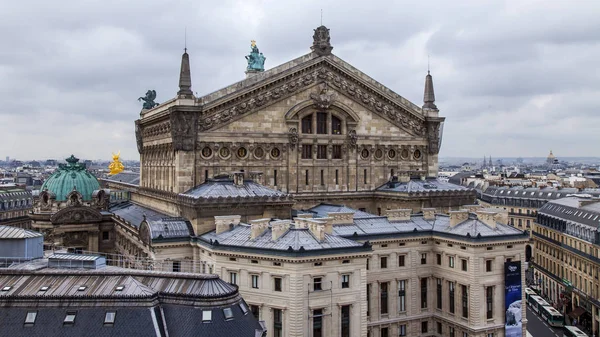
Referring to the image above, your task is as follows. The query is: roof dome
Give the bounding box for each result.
[547,150,555,159]
[40,155,100,201]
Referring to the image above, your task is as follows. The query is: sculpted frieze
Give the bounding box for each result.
[170,110,198,151]
[50,207,104,224]
[142,121,171,138]
[135,120,143,154]
[198,62,425,136]
[426,120,443,155]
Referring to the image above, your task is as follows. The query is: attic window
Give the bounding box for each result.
[104,311,116,325]
[314,262,322,266]
[39,286,49,292]
[239,302,249,315]
[24,311,37,326]
[223,308,234,320]
[273,262,282,267]
[251,260,259,264]
[78,286,87,291]
[115,286,125,292]
[202,310,212,322]
[507,245,513,249]
[2,286,12,291]
[64,311,77,325]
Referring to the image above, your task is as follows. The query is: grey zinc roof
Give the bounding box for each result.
[0,225,42,239]
[482,186,600,201]
[377,178,470,193]
[307,203,374,219]
[110,201,193,240]
[540,197,600,228]
[200,223,362,251]
[111,201,176,228]
[104,172,140,185]
[181,178,289,200]
[48,253,103,261]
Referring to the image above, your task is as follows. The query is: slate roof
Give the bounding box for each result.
[0,225,42,239]
[103,172,140,186]
[481,186,600,201]
[0,262,264,337]
[306,203,525,241]
[110,201,194,240]
[181,177,290,201]
[377,178,470,194]
[0,189,32,211]
[539,197,600,228]
[200,223,363,252]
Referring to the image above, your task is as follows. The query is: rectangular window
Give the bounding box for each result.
[24,311,37,326]
[274,277,282,292]
[250,305,260,319]
[450,327,455,337]
[305,170,309,185]
[205,169,208,182]
[229,272,238,285]
[313,277,322,291]
[102,231,109,240]
[449,256,455,268]
[317,112,327,134]
[380,282,389,314]
[302,115,312,133]
[461,285,468,318]
[449,282,455,314]
[104,311,116,325]
[342,274,350,289]
[398,280,406,312]
[341,305,350,337]
[334,169,340,185]
[421,278,428,309]
[172,260,181,272]
[273,308,283,337]
[437,253,441,265]
[302,145,312,159]
[251,275,259,289]
[332,116,342,134]
[486,259,492,272]
[381,327,388,337]
[320,170,324,185]
[313,309,323,337]
[366,283,371,317]
[486,287,493,319]
[363,169,367,184]
[380,256,387,269]
[421,253,427,265]
[437,322,442,334]
[274,169,278,186]
[317,145,327,159]
[461,259,468,271]
[421,321,428,333]
[333,145,342,159]
[398,324,406,336]
[64,311,77,325]
[398,255,405,267]
[437,278,442,310]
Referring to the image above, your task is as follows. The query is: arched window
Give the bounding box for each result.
[331,115,342,135]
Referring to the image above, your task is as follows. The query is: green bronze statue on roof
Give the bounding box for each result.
[138,90,159,110]
[245,40,266,72]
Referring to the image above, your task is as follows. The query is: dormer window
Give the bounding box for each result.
[2,286,12,291]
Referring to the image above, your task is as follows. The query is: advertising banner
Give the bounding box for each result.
[505,261,523,337]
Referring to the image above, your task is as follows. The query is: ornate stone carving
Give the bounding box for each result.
[288,127,298,148]
[198,62,425,136]
[66,189,83,207]
[311,25,333,56]
[170,110,198,151]
[50,207,104,224]
[310,85,336,109]
[346,129,357,148]
[427,120,443,155]
[135,120,143,154]
[142,121,171,138]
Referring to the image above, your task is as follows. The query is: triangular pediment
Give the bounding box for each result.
[197,54,427,137]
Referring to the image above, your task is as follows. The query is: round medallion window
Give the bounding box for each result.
[375,149,383,160]
[219,147,230,158]
[201,147,212,158]
[271,148,280,159]
[401,149,409,160]
[254,147,264,158]
[361,149,369,159]
[388,149,396,159]
[237,147,247,158]
[413,149,422,160]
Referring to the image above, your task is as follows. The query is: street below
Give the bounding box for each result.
[527,305,562,337]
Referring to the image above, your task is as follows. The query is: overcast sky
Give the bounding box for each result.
[1,0,599,161]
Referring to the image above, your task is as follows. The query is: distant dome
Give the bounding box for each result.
[40,155,100,201]
[547,150,555,159]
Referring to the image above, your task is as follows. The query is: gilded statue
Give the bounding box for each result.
[108,151,125,175]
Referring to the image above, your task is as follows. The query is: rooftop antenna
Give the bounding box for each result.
[320,9,323,25]
[184,26,187,52]
[427,54,430,74]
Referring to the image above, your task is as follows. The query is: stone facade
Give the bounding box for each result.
[0,187,32,229]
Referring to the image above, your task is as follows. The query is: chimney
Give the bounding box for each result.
[271,220,291,241]
[249,171,264,185]
[386,209,412,222]
[295,213,314,219]
[215,215,241,234]
[475,211,498,229]
[250,218,270,239]
[399,173,410,183]
[422,208,436,220]
[320,217,334,234]
[463,205,483,213]
[327,212,354,225]
[449,210,469,227]
[232,172,244,186]
[308,220,327,241]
